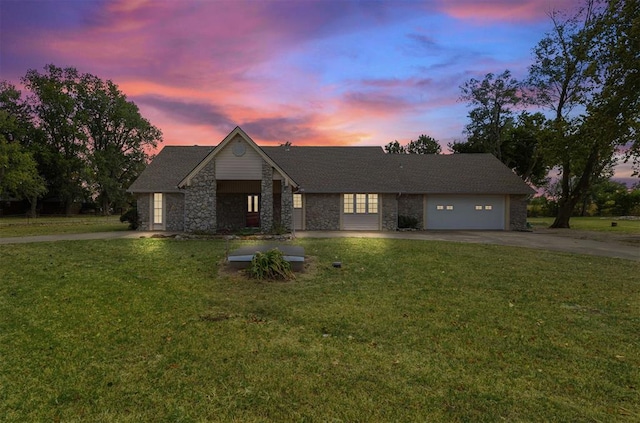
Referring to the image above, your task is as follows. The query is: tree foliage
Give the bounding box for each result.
[451,71,548,185]
[76,73,161,213]
[528,0,640,228]
[1,64,162,215]
[0,111,46,201]
[0,84,46,209]
[385,135,441,154]
[457,70,522,161]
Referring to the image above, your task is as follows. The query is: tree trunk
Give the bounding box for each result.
[102,196,111,216]
[27,196,37,218]
[65,199,73,216]
[550,200,575,228]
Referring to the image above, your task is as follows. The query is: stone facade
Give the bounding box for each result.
[260,161,273,231]
[184,159,217,233]
[305,193,341,230]
[165,193,184,231]
[136,194,150,230]
[381,193,398,231]
[217,193,246,230]
[280,181,293,231]
[509,194,529,231]
[397,194,423,229]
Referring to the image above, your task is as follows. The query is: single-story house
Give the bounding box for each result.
[127,126,534,232]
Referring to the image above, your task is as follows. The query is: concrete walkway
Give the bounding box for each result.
[0,229,638,261]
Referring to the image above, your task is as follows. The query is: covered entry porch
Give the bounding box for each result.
[216,180,287,231]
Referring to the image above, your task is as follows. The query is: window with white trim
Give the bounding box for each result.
[153,193,163,224]
[475,205,483,211]
[344,193,378,214]
[293,194,302,209]
[436,205,444,210]
[247,195,259,212]
[344,194,354,213]
[485,205,493,210]
[446,205,454,210]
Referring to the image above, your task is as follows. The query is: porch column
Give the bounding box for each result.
[184,159,217,233]
[281,181,293,231]
[260,161,273,231]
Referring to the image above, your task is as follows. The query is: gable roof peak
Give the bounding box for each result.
[177,126,297,188]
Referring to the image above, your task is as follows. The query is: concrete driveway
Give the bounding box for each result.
[294,229,639,262]
[0,229,637,261]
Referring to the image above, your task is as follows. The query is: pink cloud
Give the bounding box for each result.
[436,0,584,23]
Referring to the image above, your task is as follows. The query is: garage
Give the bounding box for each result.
[426,195,506,230]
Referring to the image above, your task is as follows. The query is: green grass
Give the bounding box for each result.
[0,215,129,237]
[1,238,638,422]
[529,216,640,233]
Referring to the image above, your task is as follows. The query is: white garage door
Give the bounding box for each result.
[426,195,506,230]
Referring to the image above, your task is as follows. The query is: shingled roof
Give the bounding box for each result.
[128,144,534,195]
[127,146,213,193]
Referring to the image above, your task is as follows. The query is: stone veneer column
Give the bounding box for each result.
[184,160,216,233]
[509,194,528,231]
[280,181,293,231]
[260,161,273,231]
[136,194,150,230]
[381,193,398,231]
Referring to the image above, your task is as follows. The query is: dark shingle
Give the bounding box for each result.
[129,144,534,195]
[127,146,212,192]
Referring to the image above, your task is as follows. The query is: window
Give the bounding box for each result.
[344,194,354,213]
[475,205,483,211]
[356,194,367,213]
[367,194,378,213]
[446,205,454,210]
[247,195,259,212]
[436,205,444,210]
[153,193,163,224]
[344,193,378,214]
[293,194,302,209]
[485,205,493,210]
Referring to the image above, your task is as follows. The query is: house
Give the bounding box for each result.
[127,126,534,232]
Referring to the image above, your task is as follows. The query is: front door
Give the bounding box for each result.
[246,194,260,227]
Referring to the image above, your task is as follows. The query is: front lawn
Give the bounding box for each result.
[0,215,128,237]
[1,238,638,421]
[528,216,640,233]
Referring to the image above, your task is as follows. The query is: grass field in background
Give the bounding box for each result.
[0,215,128,237]
[1,238,638,422]
[528,216,640,233]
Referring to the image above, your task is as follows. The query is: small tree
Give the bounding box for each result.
[385,135,441,154]
[407,134,441,154]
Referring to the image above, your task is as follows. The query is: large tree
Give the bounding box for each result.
[21,65,88,214]
[13,64,162,215]
[77,73,161,214]
[0,82,47,215]
[450,71,547,185]
[529,0,639,228]
[456,70,522,161]
[0,110,46,203]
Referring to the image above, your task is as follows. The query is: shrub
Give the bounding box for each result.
[120,207,140,230]
[398,215,419,229]
[247,248,295,281]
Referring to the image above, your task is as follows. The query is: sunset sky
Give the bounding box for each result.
[0,0,634,183]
